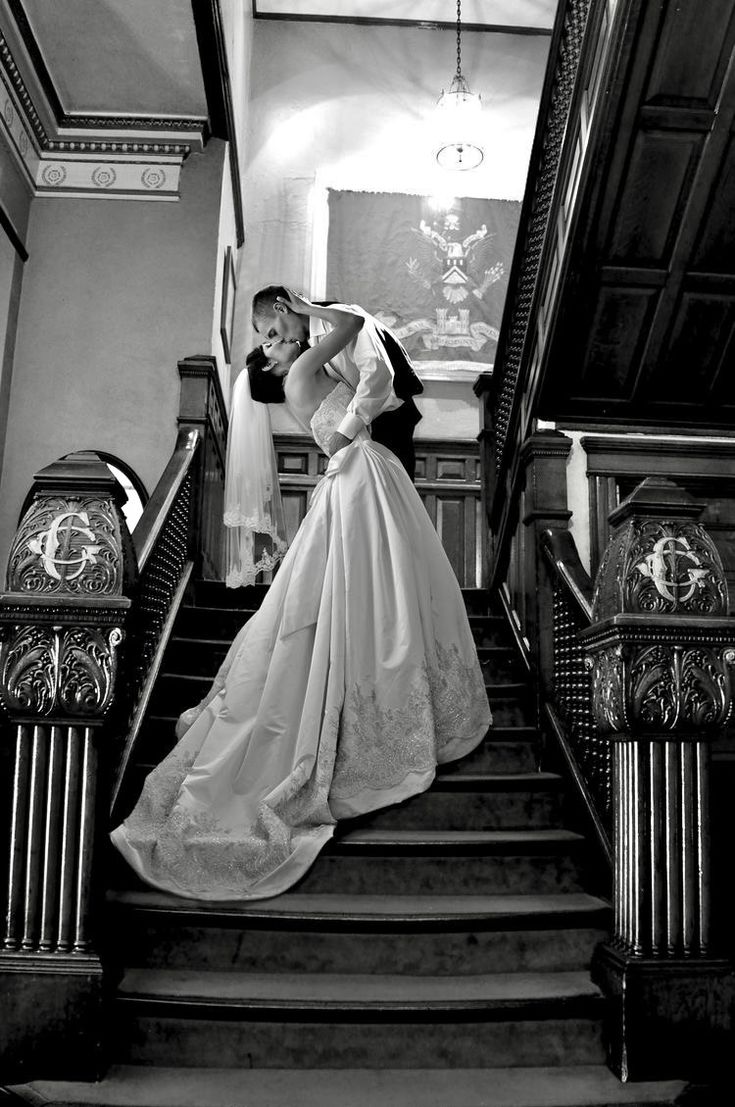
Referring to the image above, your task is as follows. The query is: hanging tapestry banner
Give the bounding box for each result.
[326,189,521,372]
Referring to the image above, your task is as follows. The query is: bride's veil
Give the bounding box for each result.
[223,367,288,587]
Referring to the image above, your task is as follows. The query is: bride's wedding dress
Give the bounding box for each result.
[111,383,491,900]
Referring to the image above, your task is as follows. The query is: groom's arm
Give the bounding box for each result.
[314,304,397,441]
[336,325,395,440]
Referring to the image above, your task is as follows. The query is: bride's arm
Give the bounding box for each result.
[276,290,363,382]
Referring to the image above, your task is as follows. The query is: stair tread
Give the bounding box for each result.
[5,1064,690,1106]
[107,889,610,923]
[118,968,603,1006]
[432,771,561,787]
[335,828,583,845]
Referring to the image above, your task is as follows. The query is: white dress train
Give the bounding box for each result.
[111,383,491,900]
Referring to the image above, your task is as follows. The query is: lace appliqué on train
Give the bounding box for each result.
[329,642,489,804]
[120,706,340,899]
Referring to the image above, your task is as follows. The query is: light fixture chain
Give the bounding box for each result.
[456,0,462,78]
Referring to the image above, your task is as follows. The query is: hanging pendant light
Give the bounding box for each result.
[435,0,483,171]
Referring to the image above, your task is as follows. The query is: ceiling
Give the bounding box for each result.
[253,1,556,32]
[537,0,735,432]
[17,0,207,119]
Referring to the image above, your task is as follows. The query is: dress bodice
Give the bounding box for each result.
[310,382,356,456]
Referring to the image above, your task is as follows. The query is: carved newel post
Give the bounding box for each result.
[0,453,134,1079]
[581,478,735,1082]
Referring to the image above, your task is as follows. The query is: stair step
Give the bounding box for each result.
[106,890,610,975]
[108,888,608,927]
[431,772,561,791]
[134,718,542,777]
[332,828,582,853]
[440,738,539,774]
[111,969,606,1068]
[478,645,525,681]
[149,672,535,725]
[166,641,528,685]
[342,775,563,831]
[110,827,588,898]
[193,581,270,609]
[290,828,588,895]
[175,605,256,640]
[469,614,513,648]
[118,967,603,1011]
[165,637,230,676]
[4,1064,691,1107]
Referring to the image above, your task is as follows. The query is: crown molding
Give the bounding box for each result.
[0,2,208,201]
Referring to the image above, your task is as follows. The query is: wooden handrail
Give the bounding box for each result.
[133,427,200,571]
[111,428,203,814]
[539,526,611,866]
[540,528,593,623]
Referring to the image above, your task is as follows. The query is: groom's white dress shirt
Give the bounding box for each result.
[309,303,403,441]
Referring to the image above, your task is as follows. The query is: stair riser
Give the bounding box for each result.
[121,766,561,832]
[113,1013,605,1069]
[353,789,562,831]
[194,584,269,610]
[113,923,609,976]
[167,640,230,677]
[488,698,535,726]
[168,648,525,685]
[150,680,534,729]
[292,853,584,895]
[180,618,512,650]
[136,728,540,777]
[176,609,256,641]
[479,655,524,683]
[440,740,538,774]
[471,622,512,649]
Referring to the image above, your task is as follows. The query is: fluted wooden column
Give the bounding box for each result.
[582,477,735,1082]
[0,453,133,1081]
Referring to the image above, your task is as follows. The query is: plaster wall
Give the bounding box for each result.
[0,133,31,246]
[234,19,548,439]
[0,140,227,571]
[220,0,255,198]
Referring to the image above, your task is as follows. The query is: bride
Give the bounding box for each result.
[111,292,491,900]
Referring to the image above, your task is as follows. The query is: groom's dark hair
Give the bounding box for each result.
[251,285,289,330]
[246,346,286,404]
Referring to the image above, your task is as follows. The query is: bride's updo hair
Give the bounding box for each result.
[246,346,286,404]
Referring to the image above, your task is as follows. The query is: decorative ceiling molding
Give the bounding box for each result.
[0,2,207,201]
[252,0,555,34]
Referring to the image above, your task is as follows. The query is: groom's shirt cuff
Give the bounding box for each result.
[337,412,366,440]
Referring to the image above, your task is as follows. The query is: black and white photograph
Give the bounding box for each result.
[0,2,734,1105]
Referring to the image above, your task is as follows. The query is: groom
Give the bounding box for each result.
[250,285,423,480]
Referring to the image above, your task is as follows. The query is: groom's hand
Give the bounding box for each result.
[326,432,351,456]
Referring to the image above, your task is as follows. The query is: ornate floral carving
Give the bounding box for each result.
[91,165,116,188]
[141,167,166,190]
[0,625,56,714]
[591,642,733,735]
[6,496,124,596]
[0,624,123,718]
[41,162,66,186]
[591,646,627,733]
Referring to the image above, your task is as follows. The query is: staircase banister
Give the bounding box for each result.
[133,427,201,572]
[487,0,626,551]
[540,528,593,624]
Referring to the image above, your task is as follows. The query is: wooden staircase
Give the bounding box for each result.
[6,585,692,1105]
